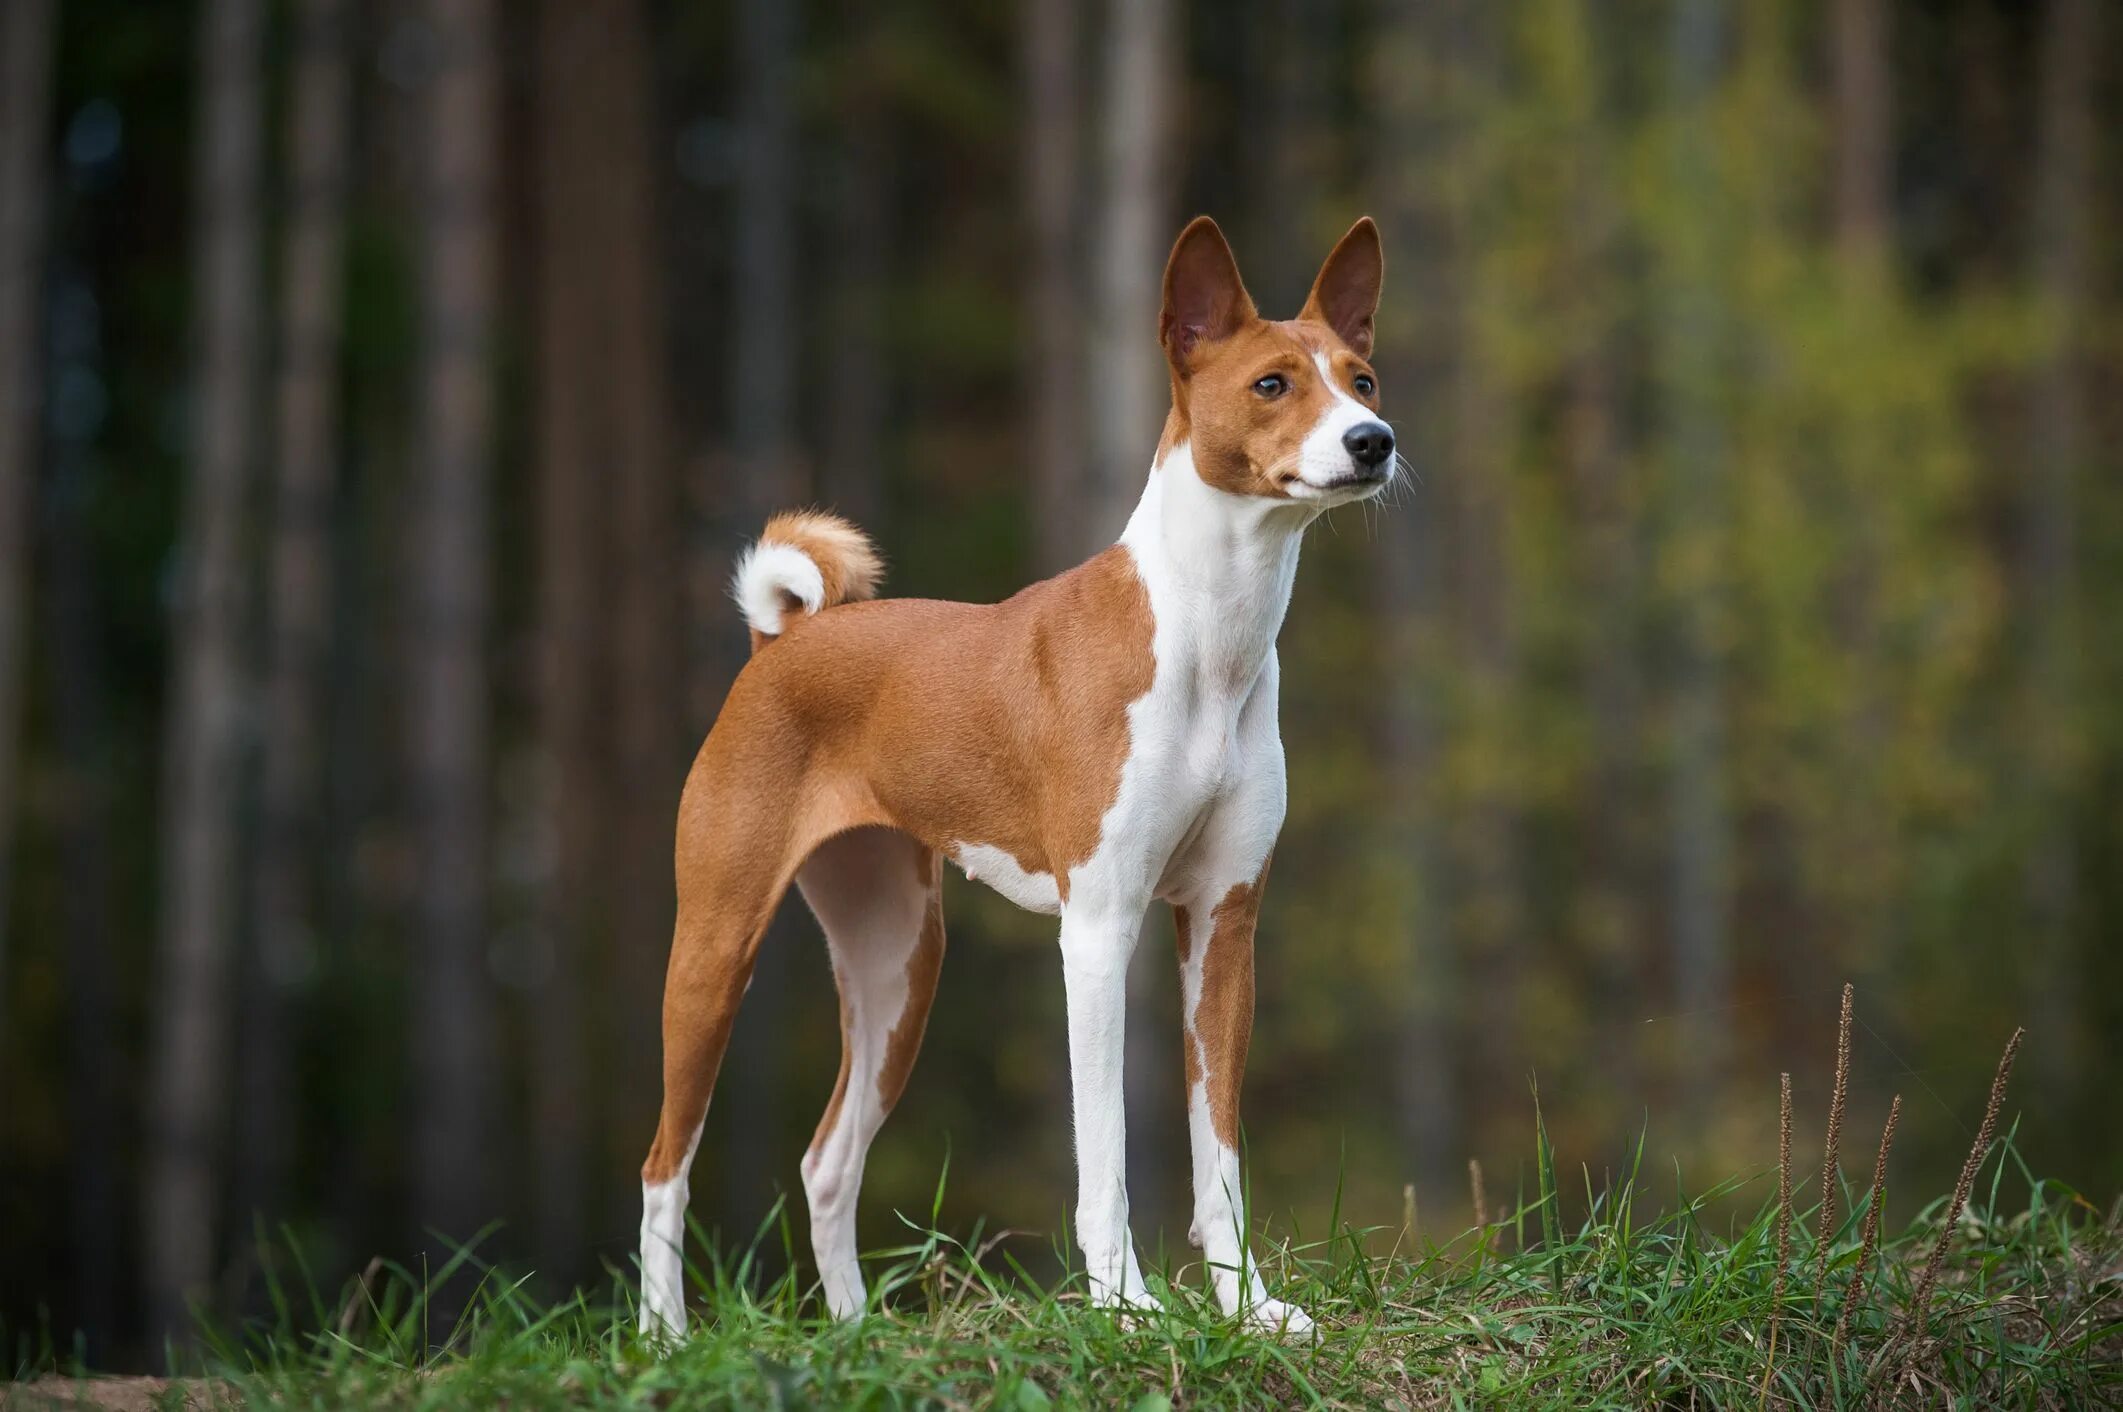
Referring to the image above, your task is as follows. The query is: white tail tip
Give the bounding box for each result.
[732,541,827,637]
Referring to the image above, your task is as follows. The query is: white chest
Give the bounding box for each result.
[962,450,1310,920]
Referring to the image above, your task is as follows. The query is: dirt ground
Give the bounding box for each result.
[3,1378,230,1410]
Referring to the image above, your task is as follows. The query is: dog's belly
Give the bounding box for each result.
[947,840,1063,915]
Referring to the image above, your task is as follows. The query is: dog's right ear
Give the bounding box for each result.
[1160,217,1256,371]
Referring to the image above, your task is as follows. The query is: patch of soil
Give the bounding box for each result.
[3,1378,230,1411]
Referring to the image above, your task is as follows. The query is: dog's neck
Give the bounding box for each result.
[1118,438,1320,697]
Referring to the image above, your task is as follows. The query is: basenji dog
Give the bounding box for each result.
[639,216,1396,1339]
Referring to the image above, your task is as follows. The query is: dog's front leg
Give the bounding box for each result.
[1176,865,1314,1336]
[1058,903,1160,1314]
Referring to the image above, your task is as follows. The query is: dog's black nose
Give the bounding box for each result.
[1342,421,1395,468]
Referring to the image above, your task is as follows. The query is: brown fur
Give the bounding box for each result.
[1156,217,1384,499]
[1175,905,1201,1091]
[1296,218,1383,359]
[878,886,947,1111]
[642,546,1155,1184]
[746,510,883,654]
[811,986,855,1155]
[1196,862,1269,1148]
[760,509,883,611]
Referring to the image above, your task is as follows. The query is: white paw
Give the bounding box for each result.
[637,1297,687,1347]
[1092,1285,1165,1327]
[1240,1298,1316,1339]
[819,1263,867,1321]
[1085,1254,1164,1322]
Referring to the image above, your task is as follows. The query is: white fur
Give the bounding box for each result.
[732,540,826,637]
[1011,440,1341,1328]
[794,828,933,1318]
[951,842,1063,914]
[1285,351,1394,503]
[638,1122,702,1339]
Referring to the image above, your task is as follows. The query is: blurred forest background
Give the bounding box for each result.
[2,0,2119,1370]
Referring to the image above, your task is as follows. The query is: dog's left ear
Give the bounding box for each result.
[1299,217,1383,358]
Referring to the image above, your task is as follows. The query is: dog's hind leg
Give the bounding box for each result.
[638,751,836,1340]
[638,885,774,1340]
[794,827,945,1318]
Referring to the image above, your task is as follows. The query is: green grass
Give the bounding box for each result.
[16,1129,2121,1410]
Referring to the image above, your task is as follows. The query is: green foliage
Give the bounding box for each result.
[18,1128,2114,1410]
[1275,0,2123,1204]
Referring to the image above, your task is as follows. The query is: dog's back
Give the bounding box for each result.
[706,527,1155,894]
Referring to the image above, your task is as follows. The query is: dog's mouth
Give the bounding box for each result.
[1324,463,1391,488]
[1290,462,1393,499]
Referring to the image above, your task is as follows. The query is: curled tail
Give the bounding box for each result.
[731,510,884,647]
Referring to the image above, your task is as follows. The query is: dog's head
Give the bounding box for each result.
[1156,216,1393,505]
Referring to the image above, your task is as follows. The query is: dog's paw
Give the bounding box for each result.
[1240,1298,1316,1339]
[1092,1286,1165,1323]
[636,1301,687,1350]
[819,1263,867,1322]
[1082,1241,1162,1324]
[1088,1275,1165,1328]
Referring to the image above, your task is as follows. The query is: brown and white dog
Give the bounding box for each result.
[639,216,1395,1338]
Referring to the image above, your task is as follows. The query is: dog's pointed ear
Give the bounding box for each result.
[1160,217,1256,369]
[1299,217,1383,358]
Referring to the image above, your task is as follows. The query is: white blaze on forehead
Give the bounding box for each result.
[1288,351,1390,498]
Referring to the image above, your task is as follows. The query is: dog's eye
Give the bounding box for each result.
[1352,374,1375,397]
[1253,374,1288,399]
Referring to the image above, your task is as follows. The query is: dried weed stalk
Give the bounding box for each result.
[1759,1072,1796,1407]
[1813,984,1854,1306]
[1891,1028,2022,1380]
[1832,1093,1901,1357]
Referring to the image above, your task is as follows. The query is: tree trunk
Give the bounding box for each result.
[1445,45,1524,1163]
[1087,0,1172,549]
[717,0,803,1235]
[1251,0,1323,307]
[1831,0,1889,268]
[1089,0,1178,1226]
[527,0,603,1288]
[1663,0,1732,1121]
[1828,0,1895,1057]
[0,0,56,1052]
[598,0,681,1262]
[145,0,265,1337]
[44,262,119,1363]
[2023,0,2095,1091]
[825,69,890,535]
[410,0,498,1249]
[1375,2,1520,1164]
[1558,0,1643,1117]
[1369,0,1464,1208]
[236,0,353,1247]
[1025,0,1082,574]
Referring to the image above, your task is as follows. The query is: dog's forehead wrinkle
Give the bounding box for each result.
[1203,319,1336,368]
[1275,319,1344,355]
